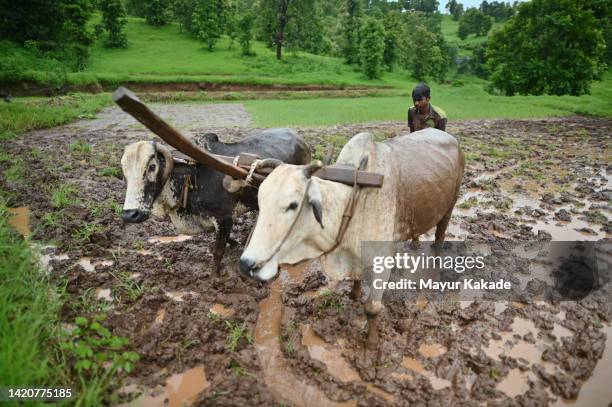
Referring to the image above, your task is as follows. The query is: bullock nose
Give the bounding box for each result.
[122,209,148,223]
[239,257,257,277]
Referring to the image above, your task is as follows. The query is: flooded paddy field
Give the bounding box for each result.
[1,110,610,406]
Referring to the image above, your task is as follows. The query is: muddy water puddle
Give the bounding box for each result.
[209,303,235,318]
[148,235,192,244]
[498,369,537,397]
[95,288,112,301]
[300,324,395,401]
[7,206,31,237]
[76,257,114,272]
[127,365,210,407]
[399,356,451,390]
[558,323,612,407]
[484,317,543,361]
[301,324,360,383]
[254,263,354,407]
[165,291,199,302]
[418,343,447,358]
[482,312,612,404]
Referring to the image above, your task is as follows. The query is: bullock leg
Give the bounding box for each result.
[364,263,390,350]
[364,299,382,349]
[410,235,420,250]
[213,215,233,276]
[350,279,362,301]
[432,207,453,256]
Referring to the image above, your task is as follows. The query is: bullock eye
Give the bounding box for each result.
[148,163,157,173]
[286,201,298,211]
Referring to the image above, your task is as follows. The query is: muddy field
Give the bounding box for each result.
[1,106,611,407]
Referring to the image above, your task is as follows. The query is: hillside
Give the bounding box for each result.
[440,14,502,57]
[75,18,411,89]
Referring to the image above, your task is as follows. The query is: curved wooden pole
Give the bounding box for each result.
[112,86,264,183]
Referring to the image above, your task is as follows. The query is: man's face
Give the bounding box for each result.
[414,96,430,112]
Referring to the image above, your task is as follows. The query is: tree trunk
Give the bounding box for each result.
[276,43,282,60]
[275,0,291,60]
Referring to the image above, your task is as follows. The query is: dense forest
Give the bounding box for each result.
[1,0,610,95]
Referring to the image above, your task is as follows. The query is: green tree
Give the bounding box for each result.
[458,8,492,39]
[479,1,514,22]
[342,0,363,64]
[192,0,226,50]
[285,0,326,55]
[225,0,238,48]
[171,0,197,33]
[237,10,255,55]
[143,0,171,26]
[99,0,128,47]
[382,11,401,70]
[360,17,385,79]
[59,0,95,69]
[399,23,449,81]
[258,0,320,60]
[457,20,469,39]
[446,0,464,20]
[402,0,439,13]
[124,0,146,17]
[486,0,607,95]
[0,0,94,69]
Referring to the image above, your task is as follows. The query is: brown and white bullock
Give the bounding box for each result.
[239,128,465,347]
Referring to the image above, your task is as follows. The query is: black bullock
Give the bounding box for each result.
[121,128,311,274]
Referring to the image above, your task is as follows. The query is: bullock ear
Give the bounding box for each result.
[307,179,324,229]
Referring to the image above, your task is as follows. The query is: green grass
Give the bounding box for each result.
[0,200,64,389]
[51,184,80,209]
[82,18,412,88]
[243,73,612,126]
[225,320,253,352]
[0,17,409,89]
[0,94,110,139]
[0,196,136,404]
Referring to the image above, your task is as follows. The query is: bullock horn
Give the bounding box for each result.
[154,142,174,185]
[303,160,323,179]
[256,158,284,169]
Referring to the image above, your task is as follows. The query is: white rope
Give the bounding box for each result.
[245,159,262,186]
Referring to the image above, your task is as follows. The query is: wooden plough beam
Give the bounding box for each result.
[112,87,383,188]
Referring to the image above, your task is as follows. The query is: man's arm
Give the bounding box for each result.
[407,108,415,133]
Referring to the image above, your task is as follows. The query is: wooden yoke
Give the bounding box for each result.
[112,86,264,184]
[112,87,384,188]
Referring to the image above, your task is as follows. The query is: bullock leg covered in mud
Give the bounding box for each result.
[350,280,362,301]
[364,265,391,349]
[432,203,456,256]
[212,214,233,275]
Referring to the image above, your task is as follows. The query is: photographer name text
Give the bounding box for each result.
[372,278,512,291]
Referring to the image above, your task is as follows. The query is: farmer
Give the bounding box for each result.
[407,83,447,133]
